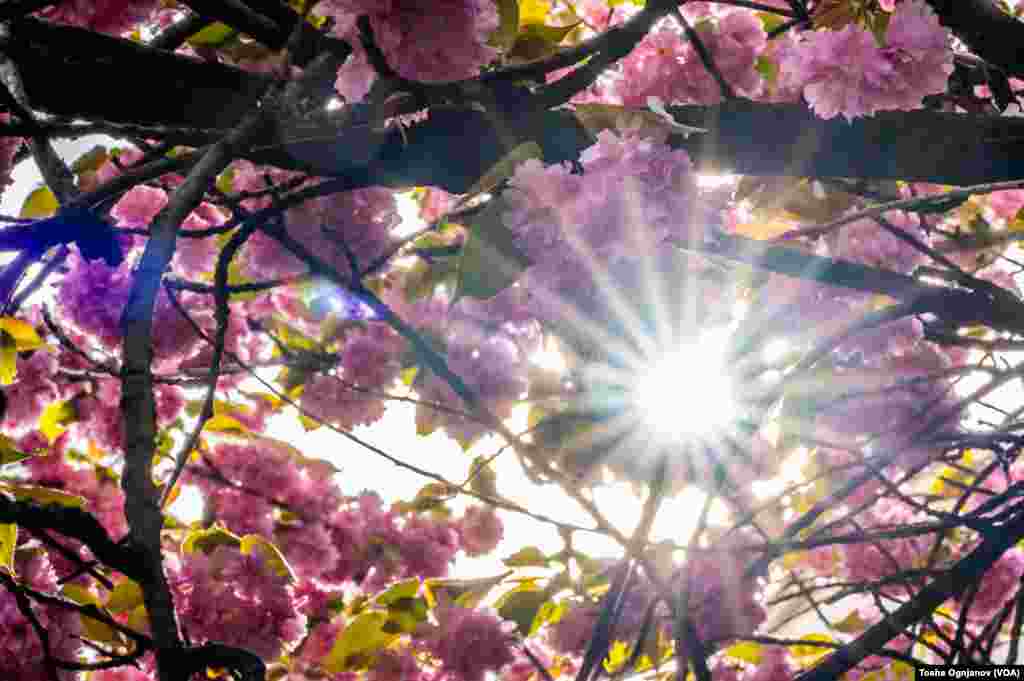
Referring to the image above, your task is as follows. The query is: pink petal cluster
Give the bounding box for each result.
[959,548,1024,618]
[423,606,517,681]
[242,185,400,282]
[35,0,160,35]
[0,550,82,681]
[320,0,499,103]
[679,549,766,643]
[614,11,767,106]
[2,350,62,433]
[324,492,460,589]
[500,130,703,326]
[828,210,926,273]
[778,0,952,119]
[300,323,406,430]
[457,505,504,556]
[56,252,201,363]
[169,545,305,661]
[547,603,598,655]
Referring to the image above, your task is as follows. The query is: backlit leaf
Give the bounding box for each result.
[240,534,296,582]
[788,633,835,661]
[106,579,144,613]
[19,185,58,219]
[490,0,520,48]
[503,546,549,567]
[203,414,250,436]
[455,196,531,301]
[186,21,237,47]
[520,0,551,24]
[723,641,763,664]
[39,400,78,442]
[321,611,396,673]
[495,584,548,635]
[0,523,15,573]
[3,483,85,508]
[0,318,43,351]
[0,332,15,386]
[465,142,543,197]
[182,525,241,555]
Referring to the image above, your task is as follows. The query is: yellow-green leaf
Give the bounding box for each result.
[105,579,144,613]
[127,604,148,634]
[321,611,396,673]
[3,483,86,508]
[400,366,419,387]
[465,142,542,197]
[519,0,551,24]
[788,633,835,661]
[495,584,548,635]
[203,413,250,436]
[240,534,296,583]
[723,641,763,664]
[0,523,16,573]
[62,584,122,644]
[0,332,15,386]
[503,546,549,567]
[374,578,421,607]
[424,572,512,610]
[182,525,241,555]
[508,21,579,61]
[0,318,43,351]
[833,609,867,634]
[19,185,58,219]
[71,146,109,175]
[39,400,78,442]
[186,21,237,47]
[490,0,520,48]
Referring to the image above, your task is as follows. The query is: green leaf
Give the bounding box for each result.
[755,55,778,84]
[0,523,15,573]
[321,611,396,673]
[455,196,531,301]
[19,185,58,219]
[495,585,549,635]
[186,21,238,47]
[503,546,550,567]
[757,10,788,33]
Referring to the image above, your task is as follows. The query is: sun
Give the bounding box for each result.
[632,327,736,441]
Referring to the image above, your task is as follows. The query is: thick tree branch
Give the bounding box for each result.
[926,0,1024,77]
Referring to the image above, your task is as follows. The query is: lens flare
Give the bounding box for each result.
[633,328,735,440]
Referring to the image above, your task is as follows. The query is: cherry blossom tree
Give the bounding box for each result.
[3,1,1024,681]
